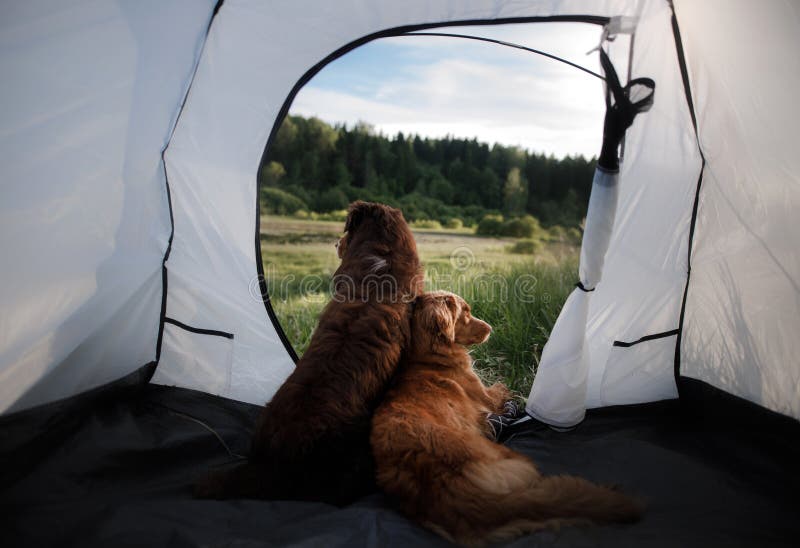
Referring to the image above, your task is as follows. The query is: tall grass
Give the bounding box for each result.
[427,259,576,398]
[273,299,327,357]
[270,257,577,399]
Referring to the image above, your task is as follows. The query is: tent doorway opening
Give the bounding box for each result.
[258,22,625,397]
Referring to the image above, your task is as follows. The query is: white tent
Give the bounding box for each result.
[3,2,800,546]
[2,0,799,425]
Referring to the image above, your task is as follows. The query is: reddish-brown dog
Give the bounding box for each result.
[196,201,423,505]
[372,291,643,545]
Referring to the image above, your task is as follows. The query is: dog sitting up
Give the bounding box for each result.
[196,201,423,506]
[371,291,643,545]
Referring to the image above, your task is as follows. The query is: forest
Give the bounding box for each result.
[260,114,597,229]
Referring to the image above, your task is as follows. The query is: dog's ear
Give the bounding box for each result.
[418,295,456,346]
[443,293,461,319]
[344,201,367,233]
[345,201,382,234]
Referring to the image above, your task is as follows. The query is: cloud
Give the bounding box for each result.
[290,23,610,158]
[383,22,603,63]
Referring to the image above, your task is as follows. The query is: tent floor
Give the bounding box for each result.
[3,384,799,547]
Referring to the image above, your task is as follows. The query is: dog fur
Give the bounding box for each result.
[195,201,423,505]
[371,291,643,545]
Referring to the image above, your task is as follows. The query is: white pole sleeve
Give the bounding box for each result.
[526,168,620,427]
[580,168,620,289]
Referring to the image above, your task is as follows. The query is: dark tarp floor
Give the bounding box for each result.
[2,383,799,547]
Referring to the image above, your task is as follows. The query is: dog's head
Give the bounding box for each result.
[336,201,419,280]
[339,201,406,253]
[343,200,404,234]
[413,291,492,352]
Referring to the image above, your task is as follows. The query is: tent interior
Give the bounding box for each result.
[2,1,799,546]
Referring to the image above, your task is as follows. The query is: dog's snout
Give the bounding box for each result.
[472,319,492,344]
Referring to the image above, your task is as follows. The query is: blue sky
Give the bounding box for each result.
[290,23,617,159]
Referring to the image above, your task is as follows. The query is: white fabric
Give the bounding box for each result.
[580,170,622,290]
[157,324,235,396]
[676,0,800,419]
[528,169,620,427]
[528,0,699,425]
[0,0,216,413]
[585,0,700,409]
[527,289,592,427]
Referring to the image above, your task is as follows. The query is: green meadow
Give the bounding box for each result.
[261,214,578,398]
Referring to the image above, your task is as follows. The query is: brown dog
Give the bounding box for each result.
[371,291,643,545]
[196,201,423,505]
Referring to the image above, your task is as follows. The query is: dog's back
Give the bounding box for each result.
[249,298,411,504]
[374,365,641,544]
[372,292,642,545]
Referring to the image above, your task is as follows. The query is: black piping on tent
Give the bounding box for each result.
[254,14,611,364]
[155,0,229,367]
[668,0,709,399]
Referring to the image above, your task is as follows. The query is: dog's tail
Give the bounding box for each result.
[421,444,643,545]
[193,461,268,500]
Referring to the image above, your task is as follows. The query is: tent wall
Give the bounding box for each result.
[527,0,701,426]
[527,0,800,425]
[676,0,800,420]
[583,0,702,408]
[0,0,217,413]
[154,0,648,405]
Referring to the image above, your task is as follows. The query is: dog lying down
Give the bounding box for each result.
[371,291,643,546]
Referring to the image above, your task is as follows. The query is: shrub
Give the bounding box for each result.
[315,186,350,212]
[293,209,310,219]
[546,224,566,242]
[260,161,286,186]
[508,239,544,255]
[261,187,308,215]
[314,209,348,222]
[461,205,489,228]
[281,183,313,206]
[567,227,583,244]
[501,215,542,238]
[411,219,443,230]
[476,214,505,236]
[444,217,463,230]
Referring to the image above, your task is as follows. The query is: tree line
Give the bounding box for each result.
[260,114,597,228]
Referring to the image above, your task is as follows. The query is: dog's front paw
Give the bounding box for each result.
[485,400,527,442]
[486,382,512,410]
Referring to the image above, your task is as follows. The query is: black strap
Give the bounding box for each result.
[613,328,679,348]
[599,48,655,114]
[164,317,234,340]
[597,47,655,171]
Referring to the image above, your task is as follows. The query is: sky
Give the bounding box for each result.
[290,23,616,159]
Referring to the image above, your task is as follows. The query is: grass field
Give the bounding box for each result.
[261,214,578,398]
